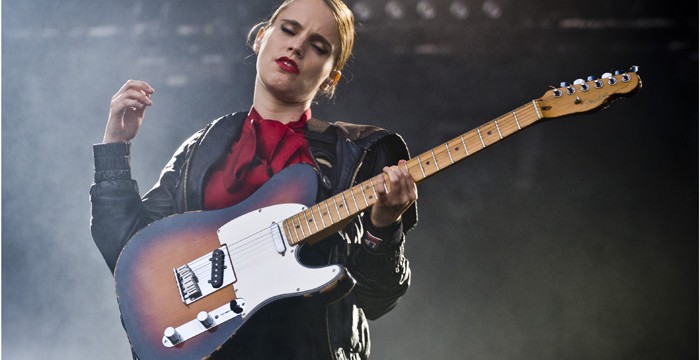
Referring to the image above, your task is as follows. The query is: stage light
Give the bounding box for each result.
[416,0,437,20]
[449,1,469,20]
[481,0,502,19]
[165,74,188,87]
[177,25,199,37]
[385,1,405,20]
[352,2,373,22]
[87,26,119,38]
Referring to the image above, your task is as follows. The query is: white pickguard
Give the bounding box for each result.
[163,203,343,347]
[217,203,343,315]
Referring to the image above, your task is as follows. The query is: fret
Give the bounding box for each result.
[307,209,319,232]
[359,185,369,207]
[290,217,301,242]
[476,128,486,148]
[349,189,360,212]
[284,219,296,244]
[460,135,470,155]
[416,155,427,178]
[332,197,342,220]
[531,100,542,119]
[430,149,440,170]
[369,178,378,199]
[444,143,455,164]
[297,214,308,237]
[512,111,522,130]
[301,211,313,235]
[324,201,335,224]
[295,214,306,238]
[340,193,351,216]
[316,205,327,228]
[494,119,503,139]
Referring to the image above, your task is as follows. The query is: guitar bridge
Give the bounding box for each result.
[174,245,237,305]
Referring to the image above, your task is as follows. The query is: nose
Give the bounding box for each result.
[287,39,304,58]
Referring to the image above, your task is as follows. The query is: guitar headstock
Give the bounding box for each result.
[536,66,642,119]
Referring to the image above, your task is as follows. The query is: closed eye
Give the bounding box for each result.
[313,44,329,55]
[281,26,295,35]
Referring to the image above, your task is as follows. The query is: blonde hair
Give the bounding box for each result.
[248,0,356,97]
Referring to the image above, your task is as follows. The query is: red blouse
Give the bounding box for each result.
[203,108,316,210]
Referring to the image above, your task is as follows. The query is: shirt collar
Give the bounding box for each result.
[247,106,311,132]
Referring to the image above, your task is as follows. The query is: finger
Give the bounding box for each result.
[399,170,417,201]
[118,79,155,95]
[119,98,149,111]
[388,166,406,201]
[120,88,153,104]
[111,98,149,117]
[112,90,153,108]
[375,172,389,200]
[384,169,413,207]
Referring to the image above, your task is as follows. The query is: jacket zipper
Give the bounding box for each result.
[326,147,368,360]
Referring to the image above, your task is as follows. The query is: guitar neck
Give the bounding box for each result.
[405,100,543,184]
[282,100,544,246]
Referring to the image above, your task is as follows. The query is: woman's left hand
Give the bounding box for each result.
[371,160,418,228]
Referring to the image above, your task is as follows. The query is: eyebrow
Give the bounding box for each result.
[279,19,334,51]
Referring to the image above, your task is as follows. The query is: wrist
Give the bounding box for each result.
[370,211,401,228]
[363,216,403,251]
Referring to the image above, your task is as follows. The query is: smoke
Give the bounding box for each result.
[3,0,697,359]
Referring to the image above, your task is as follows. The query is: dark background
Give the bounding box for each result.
[3,0,697,359]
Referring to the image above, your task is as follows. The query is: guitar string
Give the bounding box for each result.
[187,110,542,275]
[184,108,541,275]
[187,229,277,273]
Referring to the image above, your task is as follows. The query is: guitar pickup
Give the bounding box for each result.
[174,246,237,305]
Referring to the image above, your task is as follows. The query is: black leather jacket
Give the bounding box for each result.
[90,112,417,360]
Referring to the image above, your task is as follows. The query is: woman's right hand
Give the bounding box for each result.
[102,80,154,143]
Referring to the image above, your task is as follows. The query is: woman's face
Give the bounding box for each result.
[255,0,341,105]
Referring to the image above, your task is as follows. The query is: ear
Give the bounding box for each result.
[253,27,266,53]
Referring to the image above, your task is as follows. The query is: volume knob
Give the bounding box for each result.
[164,327,181,343]
[198,311,214,328]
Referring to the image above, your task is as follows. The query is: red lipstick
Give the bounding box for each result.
[276,57,299,74]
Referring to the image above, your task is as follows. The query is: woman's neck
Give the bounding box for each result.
[253,80,313,124]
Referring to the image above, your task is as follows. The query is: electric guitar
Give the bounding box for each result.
[114,67,642,359]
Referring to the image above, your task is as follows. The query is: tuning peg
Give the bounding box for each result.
[601,72,613,79]
[574,78,590,91]
[559,82,576,95]
[614,70,624,75]
[586,75,596,81]
[629,65,639,73]
[550,85,562,97]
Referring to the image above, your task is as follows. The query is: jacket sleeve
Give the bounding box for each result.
[89,131,201,273]
[346,138,415,320]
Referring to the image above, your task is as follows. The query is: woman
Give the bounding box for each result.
[91,0,417,358]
